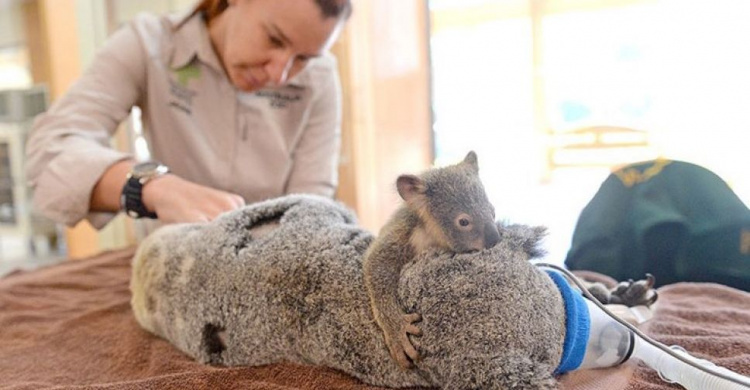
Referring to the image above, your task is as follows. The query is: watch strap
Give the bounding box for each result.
[121,176,158,219]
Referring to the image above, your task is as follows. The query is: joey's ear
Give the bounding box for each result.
[463,151,479,174]
[396,175,427,202]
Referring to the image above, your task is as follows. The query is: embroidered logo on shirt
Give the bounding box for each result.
[167,63,200,115]
[174,63,201,87]
[168,78,196,115]
[255,89,303,109]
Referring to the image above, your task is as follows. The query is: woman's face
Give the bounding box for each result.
[210,0,345,92]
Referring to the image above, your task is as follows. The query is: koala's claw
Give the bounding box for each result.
[609,274,658,307]
[385,312,422,369]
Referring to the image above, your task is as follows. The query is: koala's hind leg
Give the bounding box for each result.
[583,274,658,307]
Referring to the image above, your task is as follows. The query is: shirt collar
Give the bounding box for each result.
[169,12,224,74]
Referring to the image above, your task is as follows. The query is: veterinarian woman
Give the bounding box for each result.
[25,0,351,228]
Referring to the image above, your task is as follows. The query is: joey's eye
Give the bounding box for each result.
[455,213,473,230]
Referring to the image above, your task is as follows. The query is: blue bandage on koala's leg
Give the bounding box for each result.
[545,270,591,375]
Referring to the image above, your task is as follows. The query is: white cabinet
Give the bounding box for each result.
[0,121,30,237]
[0,87,56,260]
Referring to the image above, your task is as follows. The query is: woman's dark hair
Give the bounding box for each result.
[185,0,352,24]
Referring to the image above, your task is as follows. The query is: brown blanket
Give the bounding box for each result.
[626,282,750,389]
[1,248,748,389]
[561,282,750,390]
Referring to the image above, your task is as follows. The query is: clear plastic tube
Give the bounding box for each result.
[579,298,633,369]
[631,333,750,390]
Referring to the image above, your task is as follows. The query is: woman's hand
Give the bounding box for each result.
[142,174,245,224]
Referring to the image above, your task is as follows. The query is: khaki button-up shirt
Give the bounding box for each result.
[26,12,342,228]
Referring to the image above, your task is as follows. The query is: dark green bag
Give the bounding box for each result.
[565,159,750,291]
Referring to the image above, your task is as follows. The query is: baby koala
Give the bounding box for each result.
[363,151,501,369]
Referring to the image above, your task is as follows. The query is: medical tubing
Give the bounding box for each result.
[533,262,750,389]
[632,337,749,390]
[578,298,634,369]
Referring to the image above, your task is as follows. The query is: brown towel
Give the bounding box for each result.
[0,248,417,390]
[1,248,748,389]
[625,282,750,390]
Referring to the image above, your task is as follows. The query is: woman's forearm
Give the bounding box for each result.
[90,159,135,213]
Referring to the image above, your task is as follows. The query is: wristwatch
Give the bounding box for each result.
[120,161,170,219]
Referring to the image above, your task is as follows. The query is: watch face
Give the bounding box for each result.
[132,161,169,180]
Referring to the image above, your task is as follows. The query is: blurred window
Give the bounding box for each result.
[429,0,750,263]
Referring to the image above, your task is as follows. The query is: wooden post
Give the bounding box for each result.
[530,0,552,182]
[333,0,433,233]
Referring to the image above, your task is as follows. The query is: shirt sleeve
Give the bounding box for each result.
[284,56,342,198]
[25,23,148,228]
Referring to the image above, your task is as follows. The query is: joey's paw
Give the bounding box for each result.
[609,274,658,307]
[384,312,423,369]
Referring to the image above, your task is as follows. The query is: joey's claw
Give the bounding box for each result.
[404,313,423,336]
[386,336,414,369]
[401,332,420,363]
[384,312,423,369]
[401,312,422,364]
[405,323,422,337]
[610,274,659,307]
[405,312,421,323]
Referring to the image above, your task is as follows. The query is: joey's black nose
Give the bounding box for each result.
[485,221,501,249]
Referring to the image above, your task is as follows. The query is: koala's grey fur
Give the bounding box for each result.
[131,195,565,389]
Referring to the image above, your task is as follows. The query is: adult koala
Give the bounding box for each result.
[131,194,567,389]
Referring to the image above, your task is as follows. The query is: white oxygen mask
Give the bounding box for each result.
[535,263,750,390]
[578,298,634,369]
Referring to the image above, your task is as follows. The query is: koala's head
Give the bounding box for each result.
[397,151,501,252]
